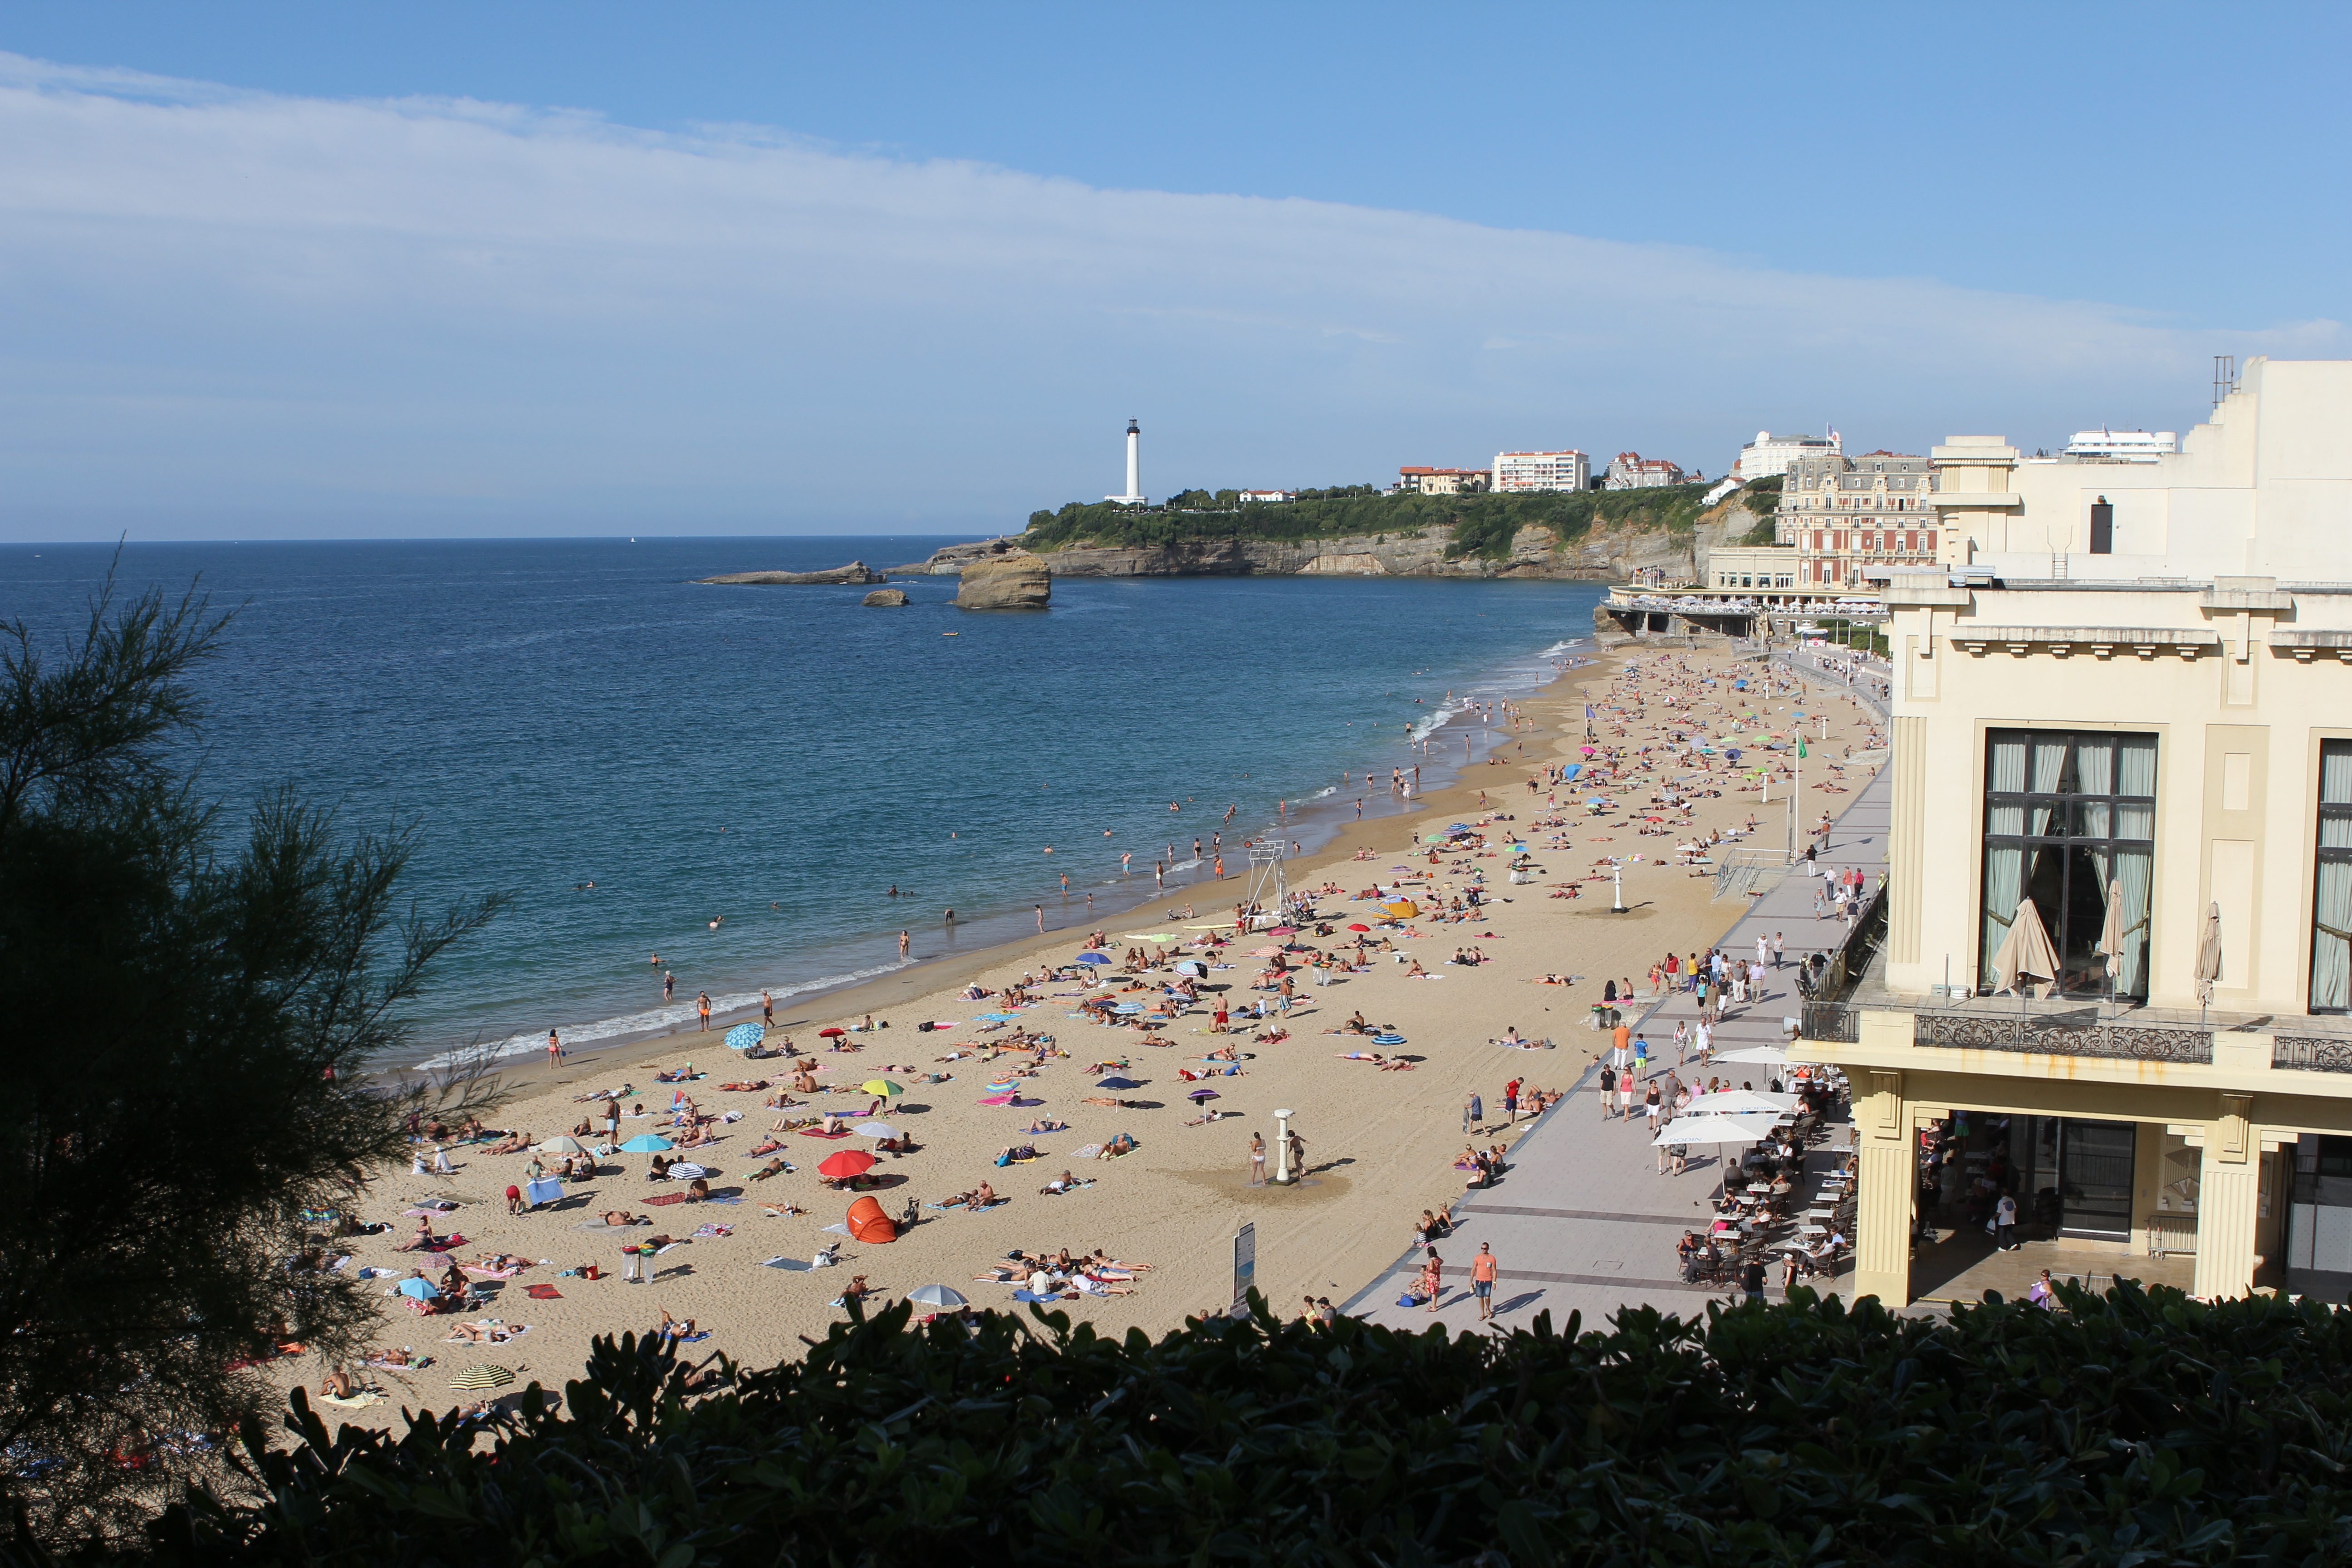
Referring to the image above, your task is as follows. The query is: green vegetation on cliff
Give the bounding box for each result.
[1022,481,1724,560]
[1735,474,1785,545]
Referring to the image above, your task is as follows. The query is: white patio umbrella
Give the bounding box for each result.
[2195,900,2224,1018]
[1992,897,2059,999]
[1653,1113,1782,1147]
[1713,1046,1794,1067]
[1681,1090,1798,1117]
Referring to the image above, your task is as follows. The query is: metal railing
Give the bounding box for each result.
[2274,1034,2352,1073]
[1911,1009,2212,1063]
[1796,886,1886,1003]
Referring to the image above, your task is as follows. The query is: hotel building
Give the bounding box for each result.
[1795,358,2352,1305]
[1782,451,1940,588]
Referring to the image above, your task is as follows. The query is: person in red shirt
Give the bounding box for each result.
[1503,1078,1522,1123]
[1470,1242,1499,1319]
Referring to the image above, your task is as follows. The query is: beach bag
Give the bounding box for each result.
[917,1021,934,1033]
[846,1196,897,1244]
[1396,1292,1419,1308]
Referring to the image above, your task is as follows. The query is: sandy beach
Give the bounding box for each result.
[284,642,1889,1422]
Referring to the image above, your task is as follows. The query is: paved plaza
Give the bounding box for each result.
[1345,649,1893,1331]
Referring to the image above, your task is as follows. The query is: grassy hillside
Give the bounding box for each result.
[1021,481,1726,560]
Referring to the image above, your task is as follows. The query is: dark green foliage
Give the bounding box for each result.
[120,1280,2352,1566]
[1019,483,1722,561]
[1735,475,1784,546]
[0,569,505,1540]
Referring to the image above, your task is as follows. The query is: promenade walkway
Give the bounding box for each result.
[1343,652,1891,1331]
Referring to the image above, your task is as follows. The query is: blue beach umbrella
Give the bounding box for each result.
[1113,1003,1144,1014]
[395,1277,440,1300]
[723,1023,764,1051]
[1074,952,1112,965]
[1096,1076,1141,1090]
[618,1134,674,1153]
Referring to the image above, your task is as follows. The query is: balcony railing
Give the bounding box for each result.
[1798,1001,2214,1064]
[2273,1035,2352,1073]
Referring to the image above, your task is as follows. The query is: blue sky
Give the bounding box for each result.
[1,2,2346,540]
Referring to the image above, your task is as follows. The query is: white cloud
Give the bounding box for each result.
[0,51,2336,538]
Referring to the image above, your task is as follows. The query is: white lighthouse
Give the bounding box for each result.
[1106,419,1145,506]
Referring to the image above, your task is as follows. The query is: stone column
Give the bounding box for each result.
[1852,1069,1914,1305]
[2193,1094,2261,1299]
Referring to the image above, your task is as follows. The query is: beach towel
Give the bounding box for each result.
[461,1264,521,1279]
[1013,1289,1064,1303]
[798,1129,855,1140]
[691,1223,733,1239]
[761,1256,814,1270]
[421,1234,468,1251]
[642,1192,688,1207]
[525,1284,563,1300]
[1067,1143,1104,1160]
[320,1391,383,1409]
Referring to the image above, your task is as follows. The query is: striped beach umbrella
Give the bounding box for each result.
[449,1365,515,1391]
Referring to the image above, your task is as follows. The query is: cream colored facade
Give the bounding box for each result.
[1796,358,2352,1306]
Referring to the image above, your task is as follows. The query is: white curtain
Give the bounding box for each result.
[2314,745,2352,1009]
[1981,734,2028,989]
[2111,736,2157,998]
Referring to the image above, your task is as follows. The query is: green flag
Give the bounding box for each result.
[1796,736,1808,759]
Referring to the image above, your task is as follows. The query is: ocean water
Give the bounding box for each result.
[0,539,1603,1063]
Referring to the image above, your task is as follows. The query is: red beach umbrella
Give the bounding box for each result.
[818,1149,877,1179]
[1346,923,1371,932]
[818,1027,847,1038]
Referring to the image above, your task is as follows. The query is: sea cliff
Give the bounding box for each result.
[906,496,1768,584]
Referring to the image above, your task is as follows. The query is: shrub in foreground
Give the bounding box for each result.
[96,1282,2352,1565]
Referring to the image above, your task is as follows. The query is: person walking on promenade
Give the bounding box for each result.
[1773,931,1785,969]
[1470,1243,1499,1321]
[1597,1063,1617,1119]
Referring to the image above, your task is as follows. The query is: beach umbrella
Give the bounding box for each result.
[1174,960,1206,976]
[1713,1047,1793,1066]
[855,1122,897,1137]
[394,1277,441,1300]
[818,1149,877,1179]
[1187,1088,1219,1101]
[1113,1002,1145,1014]
[618,1134,674,1153]
[906,1284,969,1311]
[818,1027,847,1038]
[535,1135,587,1154]
[1096,1075,1141,1090]
[1074,952,1112,965]
[861,1079,905,1098]
[449,1365,516,1391]
[723,1022,765,1050]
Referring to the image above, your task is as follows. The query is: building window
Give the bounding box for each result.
[1980,730,2156,999]
[2313,741,2352,1011]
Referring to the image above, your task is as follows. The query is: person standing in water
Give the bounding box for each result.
[899,931,911,959]
[663,971,675,1002]
[546,1029,564,1069]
